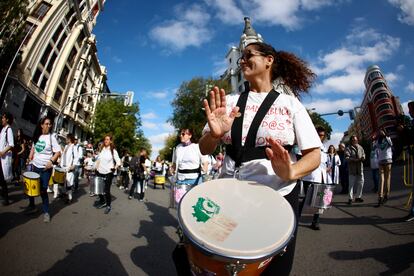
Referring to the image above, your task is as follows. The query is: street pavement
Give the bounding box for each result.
[0,164,413,276]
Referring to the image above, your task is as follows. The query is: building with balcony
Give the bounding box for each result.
[358,65,403,141]
[1,0,106,141]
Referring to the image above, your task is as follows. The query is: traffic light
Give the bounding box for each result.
[349,110,355,120]
[337,110,344,116]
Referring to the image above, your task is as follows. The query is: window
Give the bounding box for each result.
[32,1,52,20]
[53,87,64,103]
[77,31,85,47]
[56,32,67,50]
[46,52,57,73]
[376,104,392,114]
[40,44,52,66]
[32,69,42,84]
[68,47,78,68]
[373,92,390,102]
[22,96,42,124]
[59,66,70,88]
[22,22,37,45]
[39,76,48,91]
[52,24,64,43]
[370,82,386,94]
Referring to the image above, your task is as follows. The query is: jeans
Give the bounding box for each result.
[73,165,81,190]
[129,175,144,199]
[176,176,203,185]
[29,166,52,214]
[98,173,113,206]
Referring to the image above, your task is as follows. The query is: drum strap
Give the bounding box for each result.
[227,88,290,167]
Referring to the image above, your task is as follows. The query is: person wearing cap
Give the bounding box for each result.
[199,41,321,275]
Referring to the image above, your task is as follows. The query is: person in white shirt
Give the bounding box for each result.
[73,137,83,191]
[375,128,393,207]
[27,117,61,222]
[198,42,321,275]
[0,112,14,206]
[83,151,95,196]
[300,126,328,230]
[326,145,341,185]
[94,134,121,214]
[59,134,78,203]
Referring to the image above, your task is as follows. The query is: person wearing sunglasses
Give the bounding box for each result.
[199,42,321,275]
[171,128,208,204]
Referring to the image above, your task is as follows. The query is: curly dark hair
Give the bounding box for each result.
[248,42,316,97]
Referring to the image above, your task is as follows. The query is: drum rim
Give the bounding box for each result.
[23,172,40,179]
[177,180,296,262]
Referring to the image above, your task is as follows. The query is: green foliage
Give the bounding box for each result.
[0,0,28,75]
[159,134,179,162]
[308,111,332,140]
[169,77,231,141]
[93,97,150,155]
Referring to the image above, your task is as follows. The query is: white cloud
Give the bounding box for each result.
[142,112,157,119]
[304,98,359,113]
[162,122,175,132]
[204,0,244,25]
[324,131,344,149]
[112,56,122,63]
[401,101,410,115]
[313,68,365,94]
[142,121,157,129]
[149,132,171,145]
[212,58,228,78]
[301,0,336,10]
[384,72,398,85]
[388,0,414,25]
[397,64,405,71]
[150,4,212,51]
[407,81,414,92]
[152,92,168,99]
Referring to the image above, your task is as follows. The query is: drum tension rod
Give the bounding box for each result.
[225,261,246,276]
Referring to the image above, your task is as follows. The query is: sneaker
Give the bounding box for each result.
[355,198,364,203]
[89,193,95,197]
[139,198,144,202]
[104,206,111,214]
[310,222,320,230]
[348,199,353,205]
[383,195,388,203]
[119,186,124,190]
[97,203,107,209]
[43,213,50,223]
[404,214,414,222]
[128,196,132,200]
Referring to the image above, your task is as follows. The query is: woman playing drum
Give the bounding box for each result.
[199,42,321,275]
[26,116,61,223]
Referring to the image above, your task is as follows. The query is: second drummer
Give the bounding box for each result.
[199,42,321,275]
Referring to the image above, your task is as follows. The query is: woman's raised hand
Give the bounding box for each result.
[203,86,239,139]
[265,137,294,181]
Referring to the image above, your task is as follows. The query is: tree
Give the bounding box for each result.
[93,98,150,155]
[308,111,332,140]
[169,77,231,141]
[159,134,179,162]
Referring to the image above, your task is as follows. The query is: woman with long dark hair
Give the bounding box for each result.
[94,134,120,214]
[26,117,61,222]
[199,42,321,275]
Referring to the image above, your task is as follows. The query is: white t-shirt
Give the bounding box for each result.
[32,134,61,168]
[0,125,14,182]
[96,147,121,174]
[203,91,321,196]
[303,145,327,183]
[173,143,207,180]
[84,157,95,171]
[61,144,79,169]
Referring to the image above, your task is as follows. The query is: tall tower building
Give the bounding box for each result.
[359,65,403,140]
[222,17,263,93]
[1,0,107,140]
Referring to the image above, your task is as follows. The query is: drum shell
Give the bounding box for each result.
[23,172,41,197]
[154,175,165,184]
[53,168,66,184]
[94,176,105,195]
[309,183,335,209]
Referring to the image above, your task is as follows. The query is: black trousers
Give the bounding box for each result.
[129,175,144,199]
[0,162,9,202]
[98,173,113,206]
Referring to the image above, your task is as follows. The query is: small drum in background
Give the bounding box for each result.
[53,167,66,185]
[94,176,105,195]
[308,183,335,209]
[23,172,41,197]
[154,174,165,189]
[171,184,195,209]
[178,179,295,275]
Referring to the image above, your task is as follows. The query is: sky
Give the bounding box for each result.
[93,0,414,159]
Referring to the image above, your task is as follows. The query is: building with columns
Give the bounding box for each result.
[1,0,107,141]
[221,17,264,93]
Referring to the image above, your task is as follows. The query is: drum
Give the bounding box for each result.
[154,175,165,184]
[309,183,335,209]
[178,179,295,275]
[23,172,41,197]
[94,176,105,195]
[53,167,66,185]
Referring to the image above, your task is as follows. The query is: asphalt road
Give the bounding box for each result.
[0,164,413,275]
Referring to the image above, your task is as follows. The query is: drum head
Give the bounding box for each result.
[23,171,40,179]
[178,179,295,260]
[54,167,65,173]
